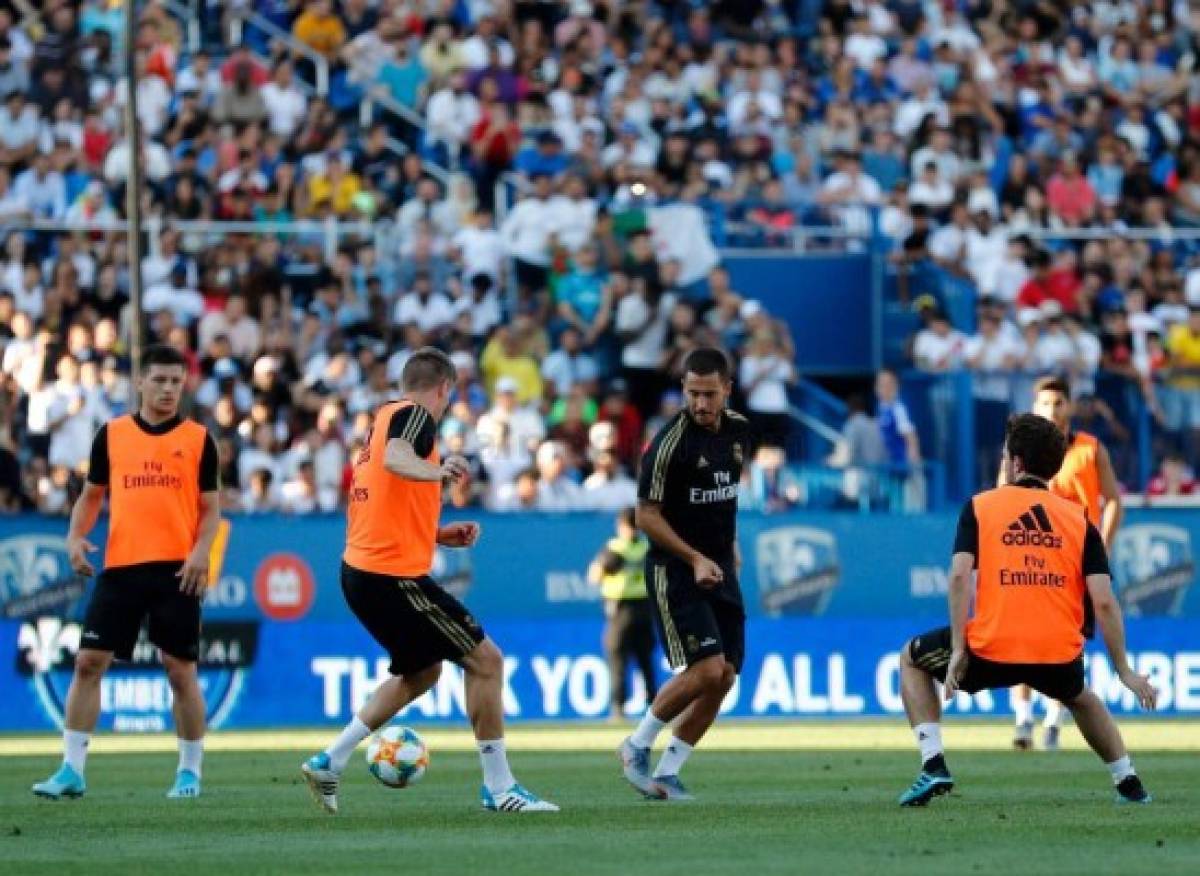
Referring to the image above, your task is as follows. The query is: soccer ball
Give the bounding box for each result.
[366,725,429,788]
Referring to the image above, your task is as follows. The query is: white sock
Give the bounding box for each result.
[630,710,666,749]
[1013,694,1032,726]
[178,738,204,777]
[1043,700,1065,729]
[652,736,693,778]
[1107,755,1135,785]
[325,717,371,772]
[63,729,90,774]
[477,739,516,795]
[914,722,943,764]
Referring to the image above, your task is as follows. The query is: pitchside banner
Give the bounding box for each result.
[0,511,1197,730]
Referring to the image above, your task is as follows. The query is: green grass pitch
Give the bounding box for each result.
[1,722,1196,875]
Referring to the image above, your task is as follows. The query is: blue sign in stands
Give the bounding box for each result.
[1,510,1196,730]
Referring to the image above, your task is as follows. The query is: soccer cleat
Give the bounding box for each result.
[898,770,954,807]
[480,783,560,813]
[301,753,341,814]
[1115,775,1152,805]
[166,769,201,799]
[1043,725,1061,752]
[652,774,694,802]
[31,763,86,800]
[618,737,666,800]
[1013,721,1034,751]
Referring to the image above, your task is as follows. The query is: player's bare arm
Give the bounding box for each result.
[1086,572,1157,710]
[942,551,974,700]
[66,481,107,577]
[1096,444,1123,549]
[384,436,467,484]
[635,499,722,588]
[178,490,221,596]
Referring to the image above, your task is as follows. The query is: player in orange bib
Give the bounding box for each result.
[32,345,222,801]
[1001,376,1124,750]
[301,348,558,814]
[897,413,1156,806]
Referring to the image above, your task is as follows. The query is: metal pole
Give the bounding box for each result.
[125,0,145,401]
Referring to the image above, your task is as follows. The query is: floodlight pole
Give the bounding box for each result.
[125,0,145,401]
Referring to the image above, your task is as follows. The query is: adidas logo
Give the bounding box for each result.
[697,455,709,468]
[1001,504,1063,548]
[918,732,928,741]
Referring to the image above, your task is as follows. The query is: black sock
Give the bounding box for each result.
[923,753,948,775]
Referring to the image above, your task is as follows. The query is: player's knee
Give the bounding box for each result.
[899,639,915,669]
[720,662,737,691]
[466,638,503,680]
[74,650,111,681]
[692,656,727,692]
[164,658,198,693]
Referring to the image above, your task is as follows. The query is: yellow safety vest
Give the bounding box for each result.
[601,536,649,601]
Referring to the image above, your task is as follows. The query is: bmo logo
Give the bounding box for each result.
[254,554,316,622]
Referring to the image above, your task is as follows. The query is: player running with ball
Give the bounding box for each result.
[302,348,557,814]
[897,413,1155,807]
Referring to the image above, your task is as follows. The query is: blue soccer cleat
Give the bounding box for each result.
[898,770,954,807]
[1115,775,1152,805]
[166,769,201,799]
[301,753,341,814]
[32,763,86,800]
[480,783,559,813]
[618,737,666,800]
[652,774,694,802]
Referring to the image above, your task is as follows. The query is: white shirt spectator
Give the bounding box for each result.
[425,87,481,152]
[0,103,40,150]
[12,168,66,220]
[104,139,171,183]
[913,327,968,371]
[1033,328,1077,371]
[893,93,949,139]
[395,196,458,245]
[928,223,970,263]
[908,177,955,211]
[238,447,283,490]
[393,291,455,335]
[48,383,110,470]
[499,196,558,266]
[548,194,598,253]
[845,32,888,70]
[964,332,1026,400]
[461,35,514,70]
[114,74,172,136]
[260,81,308,138]
[740,354,795,414]
[480,446,532,509]
[198,312,262,361]
[452,290,502,338]
[452,225,504,280]
[541,349,598,397]
[143,281,205,326]
[726,90,783,128]
[965,226,1010,295]
[478,404,546,456]
[910,147,962,185]
[616,292,676,369]
[536,476,584,511]
[1184,265,1200,306]
[601,137,657,169]
[176,65,222,106]
[581,471,638,511]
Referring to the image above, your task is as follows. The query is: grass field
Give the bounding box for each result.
[1,721,1196,876]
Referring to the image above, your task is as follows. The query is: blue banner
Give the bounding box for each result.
[0,510,1197,730]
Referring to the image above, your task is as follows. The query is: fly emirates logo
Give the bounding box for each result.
[122,459,183,490]
[690,470,738,504]
[999,505,1068,588]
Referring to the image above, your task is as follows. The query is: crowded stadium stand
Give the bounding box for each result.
[2,0,1199,520]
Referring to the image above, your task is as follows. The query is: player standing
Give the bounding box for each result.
[33,345,222,800]
[1003,376,1123,750]
[301,348,557,814]
[618,348,751,801]
[897,413,1155,806]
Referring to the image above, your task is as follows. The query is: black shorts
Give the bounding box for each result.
[908,626,1086,703]
[342,562,486,676]
[647,558,745,672]
[81,562,201,662]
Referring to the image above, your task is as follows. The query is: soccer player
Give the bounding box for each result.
[618,348,752,801]
[32,345,222,800]
[301,348,557,814]
[1002,376,1123,750]
[897,413,1156,807]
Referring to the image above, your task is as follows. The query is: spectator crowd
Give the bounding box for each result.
[1,0,1199,515]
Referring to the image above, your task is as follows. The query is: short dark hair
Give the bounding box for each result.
[1004,413,1067,481]
[140,344,188,372]
[682,347,731,380]
[1032,375,1071,399]
[401,346,456,391]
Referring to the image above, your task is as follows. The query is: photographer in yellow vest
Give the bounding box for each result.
[588,508,659,721]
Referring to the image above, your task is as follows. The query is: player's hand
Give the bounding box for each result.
[691,555,724,589]
[943,649,969,701]
[176,548,210,597]
[439,522,480,548]
[440,455,469,484]
[1119,667,1158,711]
[67,537,97,578]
